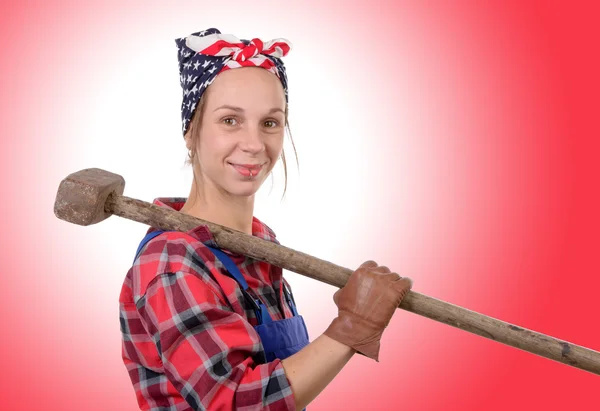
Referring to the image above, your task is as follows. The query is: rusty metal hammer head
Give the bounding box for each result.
[54,168,125,226]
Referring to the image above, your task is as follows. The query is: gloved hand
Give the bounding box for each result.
[323,260,413,362]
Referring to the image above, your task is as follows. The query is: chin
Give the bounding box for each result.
[224,182,261,198]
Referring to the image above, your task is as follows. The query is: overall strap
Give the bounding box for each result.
[132,231,279,325]
[282,282,299,317]
[206,246,273,325]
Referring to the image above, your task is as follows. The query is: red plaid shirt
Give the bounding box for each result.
[119,198,298,411]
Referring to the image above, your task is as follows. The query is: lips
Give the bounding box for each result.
[228,162,264,177]
[237,164,263,170]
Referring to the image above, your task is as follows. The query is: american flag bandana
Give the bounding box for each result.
[175,28,292,137]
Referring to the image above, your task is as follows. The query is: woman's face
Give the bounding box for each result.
[186,67,286,198]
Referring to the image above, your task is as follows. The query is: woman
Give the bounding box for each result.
[119,28,413,411]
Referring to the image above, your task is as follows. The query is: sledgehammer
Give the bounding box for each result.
[54,167,600,376]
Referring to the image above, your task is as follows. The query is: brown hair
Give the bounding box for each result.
[184,93,299,199]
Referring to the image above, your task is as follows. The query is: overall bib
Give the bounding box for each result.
[134,230,310,364]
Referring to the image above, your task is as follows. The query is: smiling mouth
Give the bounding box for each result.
[228,162,264,178]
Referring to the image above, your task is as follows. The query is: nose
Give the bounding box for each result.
[238,124,265,154]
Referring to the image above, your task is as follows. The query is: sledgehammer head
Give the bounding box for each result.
[54,168,125,226]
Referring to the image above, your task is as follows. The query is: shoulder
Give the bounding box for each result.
[124,230,223,304]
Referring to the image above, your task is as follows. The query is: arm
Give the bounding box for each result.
[281,334,355,410]
[283,260,413,410]
[137,271,297,411]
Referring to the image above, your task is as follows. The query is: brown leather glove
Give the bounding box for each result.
[323,260,412,362]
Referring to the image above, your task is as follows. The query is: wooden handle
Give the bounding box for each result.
[105,193,600,376]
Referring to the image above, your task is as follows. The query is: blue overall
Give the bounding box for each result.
[134,230,310,364]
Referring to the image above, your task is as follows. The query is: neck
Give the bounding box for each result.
[180,175,255,235]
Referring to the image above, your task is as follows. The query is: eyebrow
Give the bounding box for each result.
[214,105,285,114]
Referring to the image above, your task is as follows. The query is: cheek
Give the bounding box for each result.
[197,128,229,162]
[266,133,285,160]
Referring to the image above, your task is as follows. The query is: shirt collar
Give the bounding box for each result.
[149,197,280,249]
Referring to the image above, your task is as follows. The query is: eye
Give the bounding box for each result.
[222,117,238,126]
[263,120,279,128]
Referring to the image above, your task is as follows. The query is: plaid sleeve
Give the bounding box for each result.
[136,270,296,411]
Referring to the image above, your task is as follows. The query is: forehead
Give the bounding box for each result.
[204,67,286,110]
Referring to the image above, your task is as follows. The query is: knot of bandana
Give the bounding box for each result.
[232,39,263,62]
[175,28,292,137]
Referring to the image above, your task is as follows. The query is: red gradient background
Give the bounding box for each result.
[1,1,598,410]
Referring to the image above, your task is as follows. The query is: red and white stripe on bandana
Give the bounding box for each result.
[186,33,292,76]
